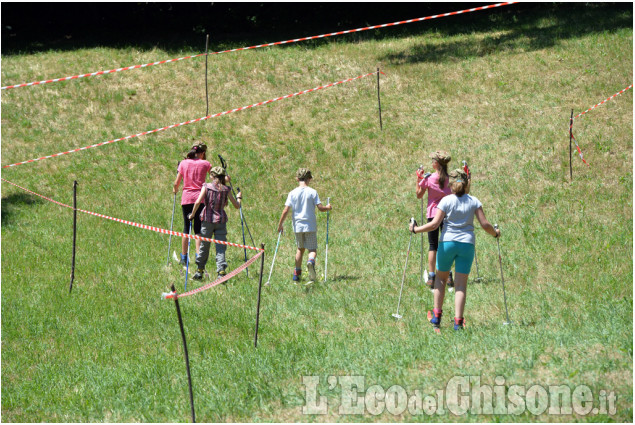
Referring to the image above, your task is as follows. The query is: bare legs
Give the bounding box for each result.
[428,250,437,275]
[433,271,469,317]
[181,236,201,257]
[295,248,316,269]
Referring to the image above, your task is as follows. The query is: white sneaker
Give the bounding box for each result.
[307,261,316,281]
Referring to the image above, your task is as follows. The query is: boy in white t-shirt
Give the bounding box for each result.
[277,168,332,283]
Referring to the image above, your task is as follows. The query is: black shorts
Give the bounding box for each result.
[181,203,204,234]
[427,217,444,252]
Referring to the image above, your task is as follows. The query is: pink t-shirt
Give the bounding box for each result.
[178,159,211,205]
[418,172,452,219]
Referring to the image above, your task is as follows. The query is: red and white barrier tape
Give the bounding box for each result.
[162,250,263,300]
[208,3,516,53]
[1,177,264,252]
[569,131,589,166]
[2,70,378,169]
[1,177,75,210]
[1,54,207,90]
[568,84,633,166]
[573,84,633,120]
[1,2,515,91]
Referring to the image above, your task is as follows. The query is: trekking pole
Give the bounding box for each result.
[167,192,177,267]
[494,224,511,325]
[473,248,481,281]
[167,162,180,267]
[462,160,481,282]
[393,218,416,320]
[218,155,256,275]
[184,222,192,291]
[237,187,249,277]
[418,165,425,289]
[324,197,330,282]
[265,230,282,286]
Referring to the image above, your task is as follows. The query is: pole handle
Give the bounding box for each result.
[218,154,227,170]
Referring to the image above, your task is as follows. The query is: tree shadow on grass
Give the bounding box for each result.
[1,192,43,227]
[3,4,630,58]
[380,4,632,65]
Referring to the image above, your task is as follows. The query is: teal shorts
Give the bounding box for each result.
[436,241,475,275]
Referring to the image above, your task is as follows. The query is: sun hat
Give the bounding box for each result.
[210,166,226,177]
[296,168,313,180]
[429,150,451,164]
[449,168,468,184]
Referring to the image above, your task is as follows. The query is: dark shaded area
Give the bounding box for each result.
[1,192,43,226]
[381,2,633,64]
[2,3,614,55]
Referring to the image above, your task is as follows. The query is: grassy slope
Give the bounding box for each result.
[1,4,632,422]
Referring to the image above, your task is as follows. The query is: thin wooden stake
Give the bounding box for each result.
[69,180,78,293]
[376,67,383,130]
[172,284,196,423]
[254,244,265,348]
[205,35,210,116]
[569,109,574,181]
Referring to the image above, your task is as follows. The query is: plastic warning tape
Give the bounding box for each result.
[573,84,633,120]
[0,177,264,252]
[208,3,516,53]
[1,2,515,91]
[2,71,378,169]
[1,54,207,90]
[1,177,75,209]
[568,84,633,166]
[569,132,589,166]
[162,250,263,300]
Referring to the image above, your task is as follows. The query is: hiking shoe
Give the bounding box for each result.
[292,269,301,284]
[307,260,316,281]
[447,271,454,288]
[427,310,442,328]
[217,269,227,278]
[179,255,188,266]
[192,269,205,280]
[426,273,435,289]
[454,317,465,331]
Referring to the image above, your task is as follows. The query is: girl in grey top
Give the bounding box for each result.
[409,169,500,331]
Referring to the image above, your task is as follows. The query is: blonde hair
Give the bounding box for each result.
[451,181,467,197]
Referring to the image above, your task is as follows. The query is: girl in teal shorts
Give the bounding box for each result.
[410,169,500,331]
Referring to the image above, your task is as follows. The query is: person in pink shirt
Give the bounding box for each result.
[416,150,452,288]
[172,143,211,265]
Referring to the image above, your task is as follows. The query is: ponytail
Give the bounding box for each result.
[438,162,449,188]
[451,181,466,197]
[185,148,197,160]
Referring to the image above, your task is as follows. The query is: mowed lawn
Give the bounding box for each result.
[1,4,632,422]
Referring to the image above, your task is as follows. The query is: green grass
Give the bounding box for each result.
[2,4,633,422]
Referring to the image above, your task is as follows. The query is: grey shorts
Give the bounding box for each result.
[295,231,318,250]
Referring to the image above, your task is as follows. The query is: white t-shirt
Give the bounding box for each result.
[438,194,483,245]
[285,186,321,233]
